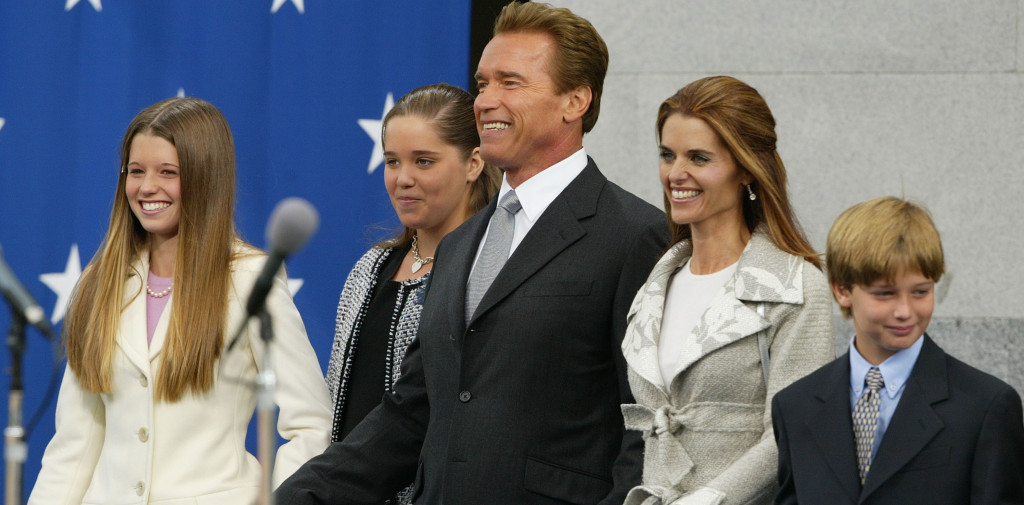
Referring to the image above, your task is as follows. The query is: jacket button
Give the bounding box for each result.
[139,376,148,387]
[135,481,145,496]
[448,333,455,341]
[138,427,149,442]
[458,390,472,403]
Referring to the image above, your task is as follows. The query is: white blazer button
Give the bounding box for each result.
[135,481,145,496]
[138,427,149,442]
[139,376,148,387]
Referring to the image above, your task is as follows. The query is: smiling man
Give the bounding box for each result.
[276,3,667,504]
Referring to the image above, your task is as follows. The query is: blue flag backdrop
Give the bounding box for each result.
[0,0,471,493]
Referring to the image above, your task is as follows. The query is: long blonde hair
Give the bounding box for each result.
[656,76,821,269]
[65,97,240,402]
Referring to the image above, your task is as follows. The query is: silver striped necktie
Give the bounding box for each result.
[465,190,521,324]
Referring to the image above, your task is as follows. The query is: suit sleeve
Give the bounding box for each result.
[771,393,799,505]
[600,216,669,505]
[253,265,333,487]
[702,264,835,504]
[27,365,106,505]
[274,307,429,505]
[970,384,1024,504]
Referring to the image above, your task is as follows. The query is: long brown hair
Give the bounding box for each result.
[656,76,821,269]
[65,97,240,401]
[378,83,501,248]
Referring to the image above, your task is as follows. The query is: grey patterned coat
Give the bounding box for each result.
[621,227,835,505]
[324,246,424,505]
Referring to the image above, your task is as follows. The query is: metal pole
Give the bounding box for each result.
[5,311,27,505]
[256,310,277,505]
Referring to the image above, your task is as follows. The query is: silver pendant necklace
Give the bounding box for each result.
[410,233,434,274]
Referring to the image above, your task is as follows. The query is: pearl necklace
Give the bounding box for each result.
[410,234,434,274]
[147,283,173,298]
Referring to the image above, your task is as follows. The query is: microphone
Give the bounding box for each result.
[0,243,55,340]
[228,198,319,349]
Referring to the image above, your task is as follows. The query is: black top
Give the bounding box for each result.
[335,245,425,441]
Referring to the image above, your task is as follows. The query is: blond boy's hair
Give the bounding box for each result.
[826,196,945,317]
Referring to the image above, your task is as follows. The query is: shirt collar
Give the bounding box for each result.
[496,148,588,222]
[848,334,924,399]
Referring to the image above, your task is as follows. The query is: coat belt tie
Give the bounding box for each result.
[622,403,696,497]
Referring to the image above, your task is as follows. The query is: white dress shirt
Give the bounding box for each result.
[469,148,588,276]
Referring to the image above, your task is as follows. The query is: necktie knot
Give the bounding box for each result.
[865,367,884,392]
[499,190,522,215]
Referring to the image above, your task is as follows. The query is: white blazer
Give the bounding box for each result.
[29,246,331,505]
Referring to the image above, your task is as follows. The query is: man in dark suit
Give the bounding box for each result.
[772,197,1024,505]
[275,2,667,504]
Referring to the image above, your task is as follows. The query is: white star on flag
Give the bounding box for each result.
[0,118,5,133]
[358,92,394,174]
[287,278,304,297]
[271,0,305,14]
[40,244,83,324]
[65,0,102,12]
[177,88,186,98]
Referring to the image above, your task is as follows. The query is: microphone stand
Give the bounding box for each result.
[255,309,277,505]
[4,309,27,505]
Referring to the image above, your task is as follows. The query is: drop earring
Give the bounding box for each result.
[746,184,756,201]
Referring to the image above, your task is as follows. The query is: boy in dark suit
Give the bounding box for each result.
[772,196,1024,505]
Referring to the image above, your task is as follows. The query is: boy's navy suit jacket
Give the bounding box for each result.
[772,334,1024,505]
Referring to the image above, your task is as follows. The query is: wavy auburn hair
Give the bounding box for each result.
[657,76,821,269]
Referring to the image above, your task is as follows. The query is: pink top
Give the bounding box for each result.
[146,271,173,345]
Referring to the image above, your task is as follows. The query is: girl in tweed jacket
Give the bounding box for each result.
[323,84,499,504]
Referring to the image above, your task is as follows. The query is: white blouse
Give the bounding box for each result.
[658,259,738,388]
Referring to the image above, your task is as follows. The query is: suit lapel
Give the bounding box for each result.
[669,282,768,377]
[465,162,600,327]
[678,229,800,375]
[805,356,862,503]
[147,293,172,359]
[116,258,160,374]
[860,336,947,501]
[621,241,689,391]
[447,199,494,337]
[469,197,586,325]
[621,226,799,392]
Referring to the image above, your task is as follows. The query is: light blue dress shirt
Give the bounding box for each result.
[848,335,925,458]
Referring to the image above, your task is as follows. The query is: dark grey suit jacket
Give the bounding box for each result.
[277,159,668,505]
[772,335,1024,505]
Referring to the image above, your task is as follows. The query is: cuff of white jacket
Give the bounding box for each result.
[670,487,726,505]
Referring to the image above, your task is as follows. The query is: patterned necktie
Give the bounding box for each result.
[853,367,885,484]
[465,190,521,324]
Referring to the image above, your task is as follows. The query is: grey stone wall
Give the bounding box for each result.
[553,0,1024,398]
